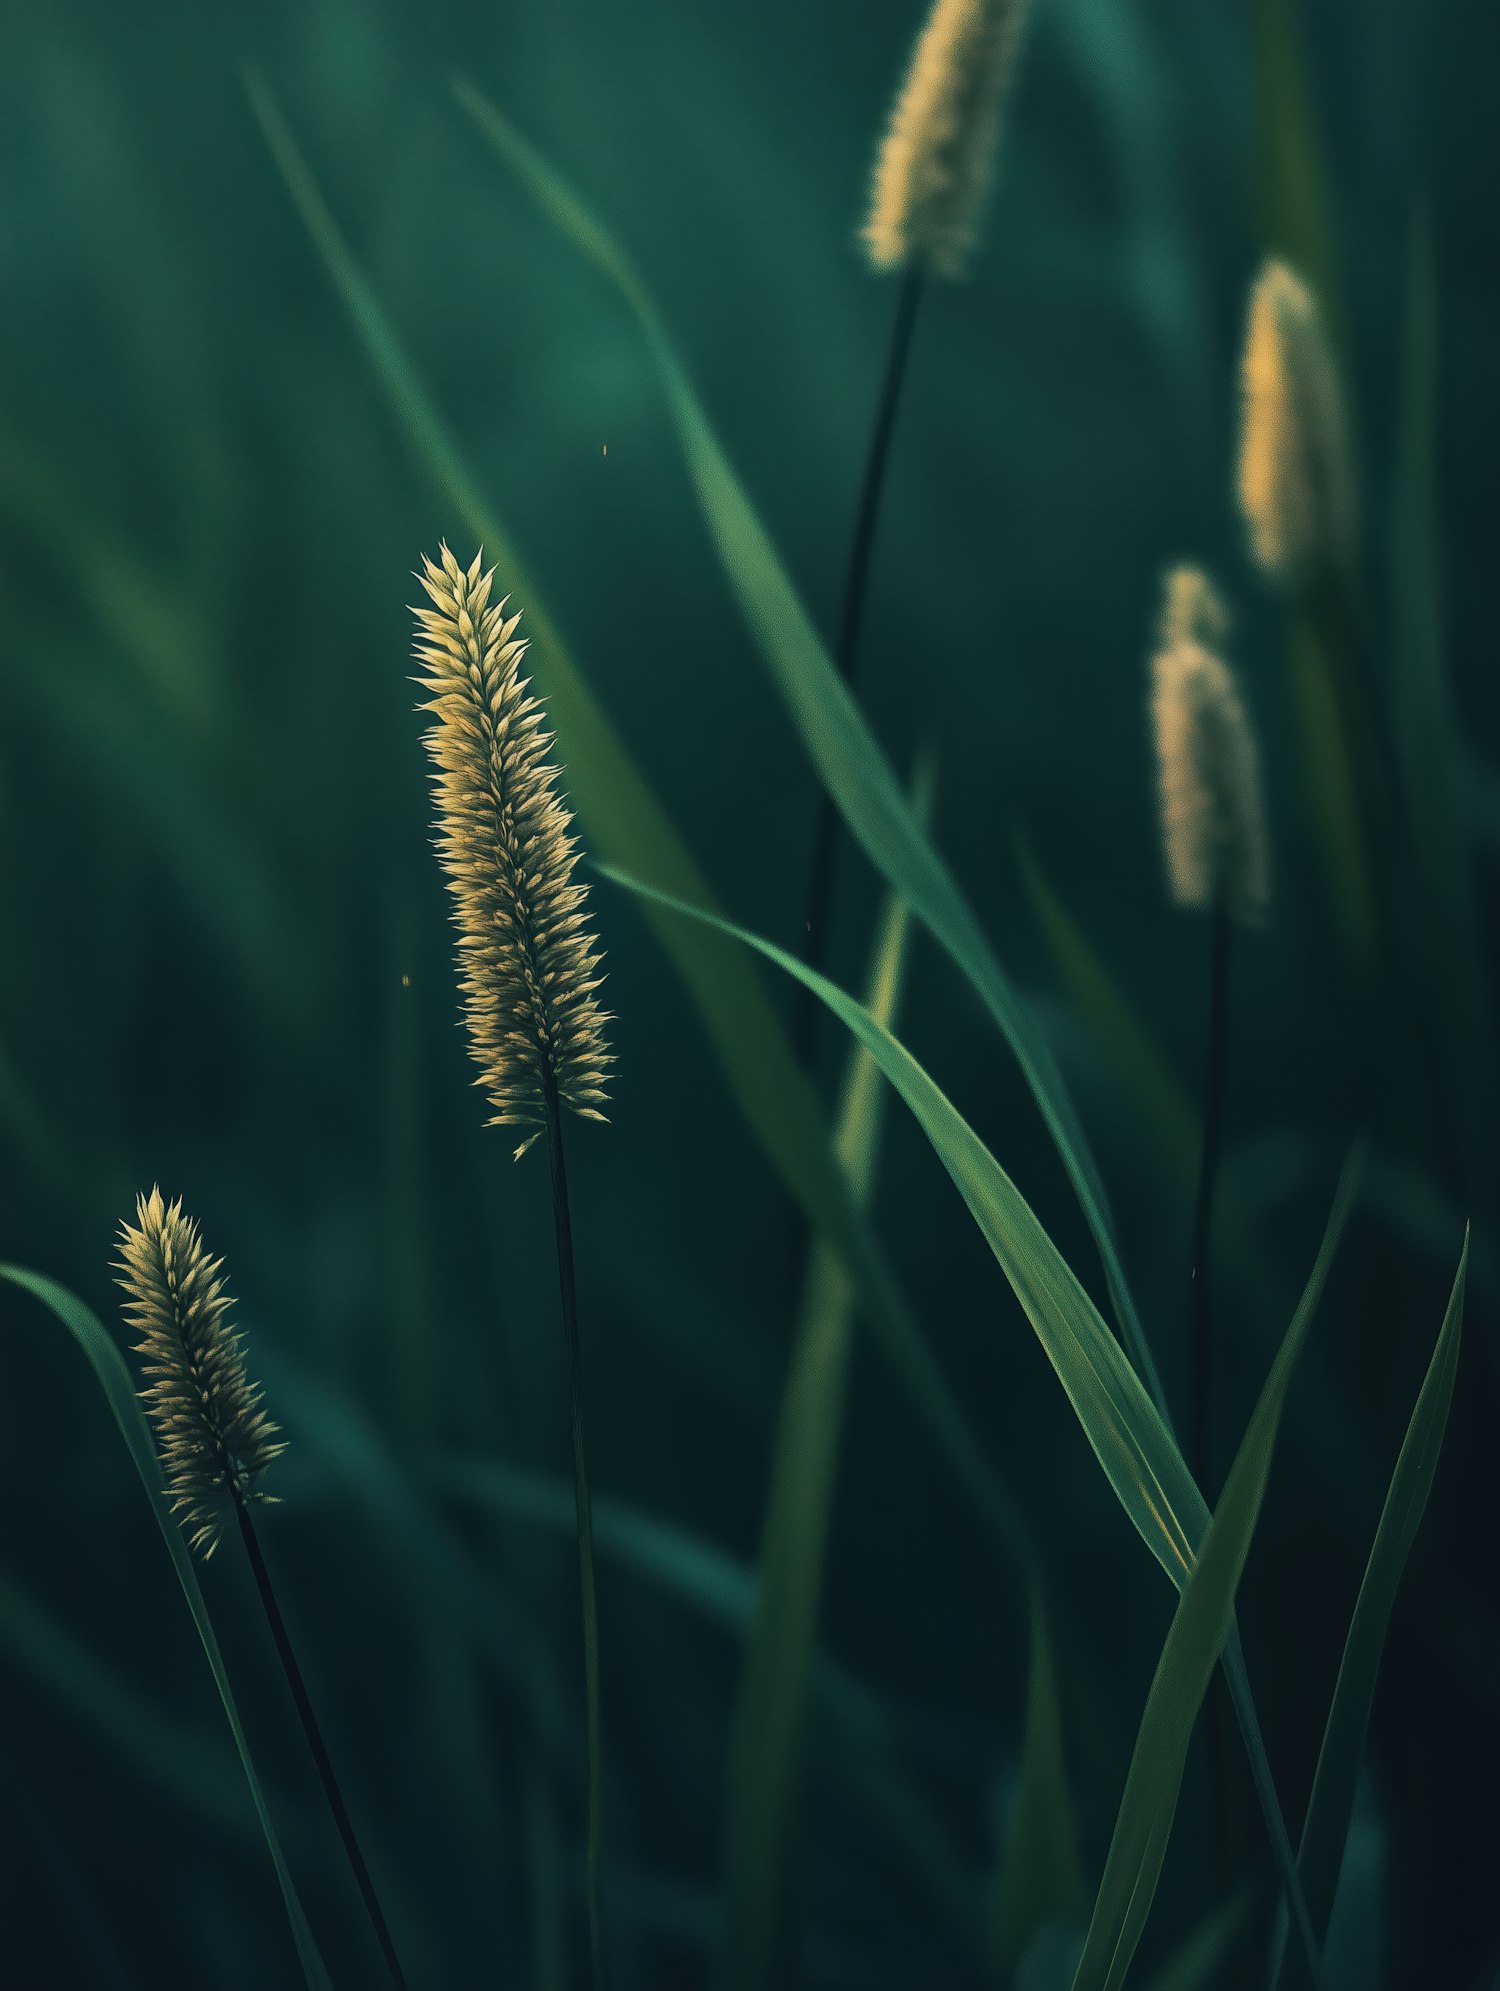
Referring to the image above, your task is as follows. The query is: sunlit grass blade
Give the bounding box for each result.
[599,865,1343,1979]
[0,1267,333,1991]
[1274,1231,1467,1989]
[1069,1175,1358,1991]
[450,73,1165,1417]
[247,70,1047,1599]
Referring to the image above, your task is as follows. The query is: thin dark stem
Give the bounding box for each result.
[234,1497,410,1991]
[1190,896,1231,1497]
[542,1072,606,1991]
[1189,895,1235,1910]
[793,270,924,1071]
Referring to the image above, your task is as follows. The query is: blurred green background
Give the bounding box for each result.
[1,1,1495,1985]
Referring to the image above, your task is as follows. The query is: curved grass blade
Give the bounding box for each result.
[1069,1179,1359,1991]
[1274,1232,1467,1988]
[450,75,1165,1418]
[599,866,1345,1979]
[246,69,1043,1608]
[0,1267,333,1991]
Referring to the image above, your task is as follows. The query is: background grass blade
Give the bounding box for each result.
[1136,1889,1253,1991]
[0,1266,334,1991]
[601,866,1344,1977]
[1275,1231,1468,1988]
[720,801,923,1991]
[989,1596,1084,1977]
[452,76,1165,1417]
[1069,1177,1360,1991]
[248,71,1058,1594]
[429,1453,992,1962]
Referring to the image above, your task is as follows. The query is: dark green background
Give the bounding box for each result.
[1,2,1494,1985]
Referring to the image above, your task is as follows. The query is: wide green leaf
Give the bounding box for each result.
[452,74,1165,1418]
[1069,1174,1358,1991]
[1276,1232,1467,1988]
[600,866,1341,1977]
[0,1267,333,1991]
[246,69,1045,1610]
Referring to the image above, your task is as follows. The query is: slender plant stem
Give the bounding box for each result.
[233,1496,410,1991]
[793,270,924,1070]
[542,1071,606,1990]
[1190,896,1231,1497]
[1188,895,1237,1913]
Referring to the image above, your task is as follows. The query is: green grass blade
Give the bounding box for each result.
[1275,1231,1468,1988]
[1136,1889,1253,1991]
[0,1267,334,1991]
[450,76,1165,1418]
[720,810,922,1991]
[246,71,1046,1592]
[1069,1177,1356,1991]
[600,866,1343,1979]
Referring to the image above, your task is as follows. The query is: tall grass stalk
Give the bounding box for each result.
[117,1191,409,1989]
[794,270,921,1065]
[413,544,613,1986]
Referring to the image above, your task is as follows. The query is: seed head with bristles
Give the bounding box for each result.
[1236,259,1355,592]
[413,545,612,1157]
[863,0,1029,279]
[1150,567,1271,927]
[117,1189,284,1558]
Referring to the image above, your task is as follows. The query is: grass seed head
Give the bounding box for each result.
[1150,567,1271,927]
[117,1188,284,1558]
[863,0,1029,278]
[413,544,612,1156]
[1236,259,1355,592]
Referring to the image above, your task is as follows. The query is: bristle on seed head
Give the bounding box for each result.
[412,545,612,1157]
[1236,259,1355,592]
[1150,567,1271,927]
[117,1188,284,1558]
[863,0,1029,279]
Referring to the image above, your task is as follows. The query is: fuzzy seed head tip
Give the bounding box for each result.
[412,545,612,1154]
[1150,567,1271,928]
[1236,259,1355,591]
[863,0,1029,278]
[116,1188,284,1557]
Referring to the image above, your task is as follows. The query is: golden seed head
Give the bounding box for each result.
[117,1188,284,1558]
[1150,567,1271,927]
[412,545,612,1156]
[1236,259,1355,592]
[863,0,1029,279]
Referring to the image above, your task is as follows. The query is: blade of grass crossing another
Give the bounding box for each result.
[451,75,1166,1421]
[247,70,1048,1617]
[600,871,1341,1980]
[1069,1172,1362,1991]
[0,1267,334,1991]
[1275,1232,1467,1989]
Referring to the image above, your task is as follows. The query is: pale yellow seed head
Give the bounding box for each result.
[863,0,1029,278]
[117,1188,285,1558]
[1150,568,1271,927]
[412,545,612,1157]
[1236,259,1355,592]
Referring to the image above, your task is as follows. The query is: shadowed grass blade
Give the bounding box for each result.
[1275,1232,1467,1988]
[1069,1177,1357,1991]
[0,1267,333,1991]
[451,75,1164,1417]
